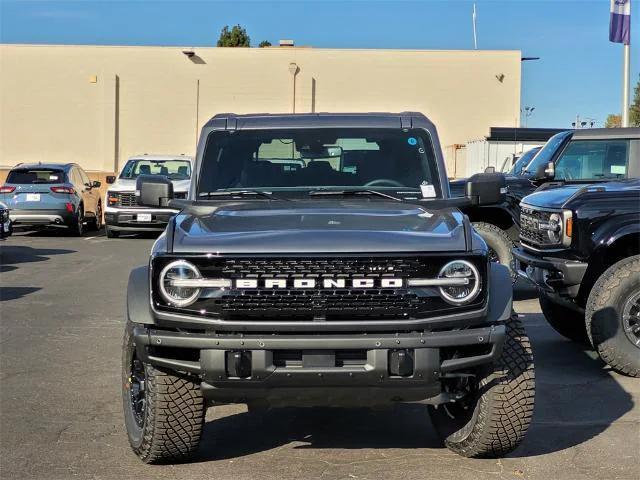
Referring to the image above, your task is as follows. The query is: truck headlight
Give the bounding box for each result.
[540,210,573,247]
[438,260,481,305]
[547,213,563,243]
[158,260,202,307]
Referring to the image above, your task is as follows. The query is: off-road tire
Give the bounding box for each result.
[106,226,120,238]
[122,323,205,463]
[428,314,535,458]
[473,222,516,282]
[539,292,590,345]
[586,256,640,377]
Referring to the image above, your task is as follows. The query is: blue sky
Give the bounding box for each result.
[1,0,638,128]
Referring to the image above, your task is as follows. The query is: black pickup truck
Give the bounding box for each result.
[451,128,638,276]
[514,169,640,375]
[122,112,535,463]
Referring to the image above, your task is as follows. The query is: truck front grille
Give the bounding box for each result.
[112,192,137,207]
[152,255,487,322]
[520,207,554,248]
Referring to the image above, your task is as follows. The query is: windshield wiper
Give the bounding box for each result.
[308,189,402,202]
[198,190,289,201]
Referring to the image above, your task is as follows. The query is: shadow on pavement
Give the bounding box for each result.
[191,312,634,462]
[507,312,633,458]
[0,286,41,301]
[195,405,441,462]
[0,245,75,269]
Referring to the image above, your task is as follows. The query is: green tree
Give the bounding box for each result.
[217,25,250,47]
[630,74,640,127]
[605,114,622,128]
[258,40,272,48]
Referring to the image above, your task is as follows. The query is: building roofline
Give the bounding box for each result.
[0,43,522,55]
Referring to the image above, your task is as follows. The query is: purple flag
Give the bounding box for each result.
[610,0,631,45]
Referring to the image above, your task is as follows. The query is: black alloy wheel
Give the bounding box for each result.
[128,357,146,428]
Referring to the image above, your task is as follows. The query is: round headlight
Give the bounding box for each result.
[547,213,563,243]
[159,260,202,307]
[438,260,481,305]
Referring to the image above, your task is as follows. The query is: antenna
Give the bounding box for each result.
[472,3,478,50]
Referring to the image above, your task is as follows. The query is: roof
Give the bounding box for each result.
[11,162,75,170]
[127,154,194,161]
[203,112,436,131]
[571,127,640,140]
[485,127,569,142]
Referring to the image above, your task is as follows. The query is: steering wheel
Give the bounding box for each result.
[364,179,404,187]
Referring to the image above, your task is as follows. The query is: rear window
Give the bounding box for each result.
[6,168,66,184]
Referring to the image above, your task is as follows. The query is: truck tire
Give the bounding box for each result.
[586,256,640,378]
[122,323,205,463]
[539,292,590,345]
[106,226,120,238]
[472,222,516,282]
[428,314,535,458]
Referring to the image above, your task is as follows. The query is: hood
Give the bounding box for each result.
[108,178,191,193]
[171,200,469,254]
[522,184,583,209]
[525,179,640,209]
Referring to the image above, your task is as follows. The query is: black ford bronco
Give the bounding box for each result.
[451,128,638,278]
[514,169,640,377]
[123,112,535,463]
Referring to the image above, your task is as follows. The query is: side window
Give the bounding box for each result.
[555,140,629,180]
[79,168,91,186]
[70,168,82,188]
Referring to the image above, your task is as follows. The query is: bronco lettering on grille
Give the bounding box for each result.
[234,278,404,289]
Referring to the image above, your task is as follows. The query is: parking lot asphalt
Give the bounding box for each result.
[1,229,638,480]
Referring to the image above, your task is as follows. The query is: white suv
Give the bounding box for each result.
[104,154,193,238]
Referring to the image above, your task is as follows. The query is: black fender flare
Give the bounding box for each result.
[487,262,513,323]
[126,266,154,325]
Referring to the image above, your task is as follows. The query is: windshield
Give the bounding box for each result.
[197,128,441,197]
[555,139,629,180]
[508,148,540,175]
[6,168,66,184]
[523,131,572,175]
[119,159,191,180]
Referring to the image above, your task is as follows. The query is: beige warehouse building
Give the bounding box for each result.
[0,44,522,180]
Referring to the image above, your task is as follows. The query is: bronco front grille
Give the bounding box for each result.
[520,207,554,248]
[152,255,487,322]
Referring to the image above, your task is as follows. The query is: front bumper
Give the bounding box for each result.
[513,247,587,298]
[133,325,506,406]
[9,208,74,227]
[104,207,177,231]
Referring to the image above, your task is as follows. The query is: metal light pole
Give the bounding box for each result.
[522,106,535,127]
[622,43,631,127]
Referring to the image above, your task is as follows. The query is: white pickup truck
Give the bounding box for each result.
[104,154,193,238]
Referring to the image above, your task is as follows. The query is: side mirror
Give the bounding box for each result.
[136,174,173,207]
[106,175,116,184]
[484,166,496,174]
[534,162,555,181]
[92,180,101,188]
[465,172,506,206]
